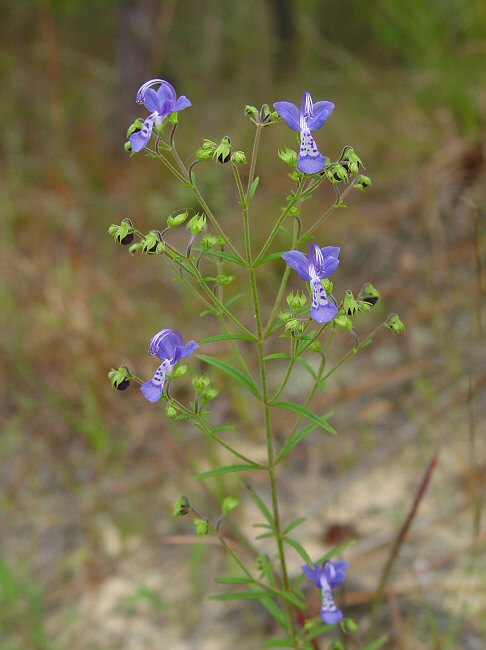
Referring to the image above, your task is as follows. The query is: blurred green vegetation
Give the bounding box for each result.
[1,1,485,648]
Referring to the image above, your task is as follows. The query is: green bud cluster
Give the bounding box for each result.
[108,366,132,391]
[188,213,206,236]
[193,518,209,536]
[278,147,298,167]
[108,218,135,246]
[221,495,239,514]
[354,174,372,191]
[196,139,217,160]
[200,235,219,251]
[172,364,188,378]
[167,211,189,228]
[284,318,305,336]
[326,163,349,184]
[358,282,380,306]
[216,274,235,286]
[340,146,362,176]
[192,374,219,402]
[165,404,179,419]
[213,136,232,163]
[231,150,247,164]
[172,496,191,517]
[245,104,280,126]
[286,290,307,311]
[142,230,165,254]
[386,313,405,334]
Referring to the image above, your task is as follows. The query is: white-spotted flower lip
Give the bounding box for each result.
[274,92,335,174]
[140,328,199,403]
[302,560,349,625]
[129,79,192,153]
[282,244,340,323]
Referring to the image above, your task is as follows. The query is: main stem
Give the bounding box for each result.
[242,127,298,645]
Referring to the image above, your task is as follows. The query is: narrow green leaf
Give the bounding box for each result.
[255,251,286,267]
[284,517,307,535]
[203,250,244,266]
[198,354,262,399]
[262,639,294,648]
[245,484,274,525]
[211,425,237,433]
[263,353,292,361]
[280,589,306,609]
[255,532,276,540]
[361,636,388,650]
[248,176,260,201]
[318,539,356,563]
[195,463,263,480]
[274,401,337,434]
[210,591,271,601]
[257,553,277,588]
[200,333,256,344]
[278,424,317,463]
[225,293,243,307]
[214,577,254,585]
[283,536,313,566]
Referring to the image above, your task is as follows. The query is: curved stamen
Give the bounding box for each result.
[136,78,165,104]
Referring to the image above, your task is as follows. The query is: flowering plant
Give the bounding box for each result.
[109,79,403,648]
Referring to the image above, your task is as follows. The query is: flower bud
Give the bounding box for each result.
[166,404,179,419]
[108,366,132,391]
[124,141,133,153]
[333,314,353,331]
[172,364,187,378]
[326,164,349,184]
[354,174,372,191]
[231,150,247,164]
[188,213,206,236]
[285,318,304,336]
[142,230,165,254]
[126,118,144,138]
[221,495,239,514]
[172,496,191,517]
[196,147,214,161]
[245,105,259,123]
[286,290,307,310]
[341,147,362,176]
[108,218,135,245]
[129,242,144,255]
[308,340,322,352]
[216,274,234,286]
[214,136,232,163]
[201,386,219,402]
[386,313,405,334]
[358,282,380,306]
[279,310,292,322]
[167,211,189,229]
[342,290,359,315]
[192,374,211,392]
[194,518,209,536]
[278,147,298,167]
[201,235,218,251]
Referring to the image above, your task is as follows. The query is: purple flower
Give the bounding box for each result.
[303,560,349,625]
[274,92,334,174]
[282,244,340,323]
[129,79,192,153]
[141,328,199,403]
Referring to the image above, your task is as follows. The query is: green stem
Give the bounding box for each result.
[246,123,262,195]
[239,136,299,645]
[300,178,359,240]
[254,178,306,266]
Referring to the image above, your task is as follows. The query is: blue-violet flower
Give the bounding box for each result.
[141,328,198,403]
[303,560,349,625]
[274,92,334,174]
[130,79,192,153]
[282,244,340,323]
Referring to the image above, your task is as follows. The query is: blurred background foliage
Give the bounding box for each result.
[1,1,485,648]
